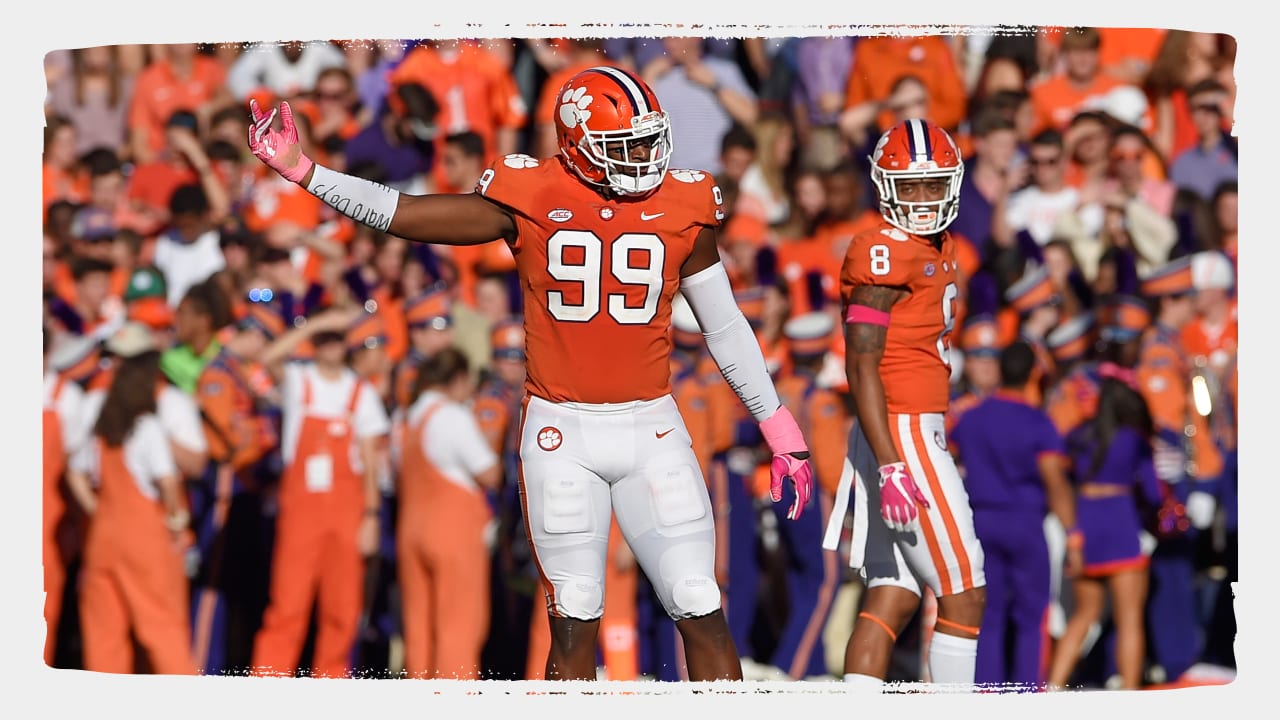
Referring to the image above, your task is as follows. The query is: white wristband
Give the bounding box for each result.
[305,164,400,232]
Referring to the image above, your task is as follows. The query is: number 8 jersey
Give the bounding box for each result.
[476,153,723,404]
[840,221,959,415]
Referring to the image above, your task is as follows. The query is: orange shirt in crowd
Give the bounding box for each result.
[844,35,968,132]
[388,41,528,193]
[128,55,227,159]
[1028,72,1129,137]
[126,159,198,218]
[43,164,89,214]
[1096,28,1168,80]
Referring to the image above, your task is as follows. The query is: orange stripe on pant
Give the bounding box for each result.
[397,400,492,679]
[79,441,196,675]
[891,413,981,595]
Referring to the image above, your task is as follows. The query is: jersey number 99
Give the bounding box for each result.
[546,230,666,325]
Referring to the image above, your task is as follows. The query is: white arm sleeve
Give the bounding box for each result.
[306,164,401,232]
[679,262,781,423]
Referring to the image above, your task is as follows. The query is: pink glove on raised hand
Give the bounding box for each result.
[247,99,313,183]
[878,461,930,532]
[759,406,814,521]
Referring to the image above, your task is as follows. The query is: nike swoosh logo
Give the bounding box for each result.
[656,428,674,439]
[640,211,665,221]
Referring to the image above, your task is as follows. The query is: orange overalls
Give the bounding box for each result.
[397,398,493,679]
[252,376,366,678]
[42,375,70,666]
[79,439,196,675]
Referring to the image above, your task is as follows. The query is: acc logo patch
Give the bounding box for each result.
[879,227,909,242]
[537,426,563,452]
[547,208,574,223]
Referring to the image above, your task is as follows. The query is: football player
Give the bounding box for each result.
[246,65,813,682]
[825,118,987,691]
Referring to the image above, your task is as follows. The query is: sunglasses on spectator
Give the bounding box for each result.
[1191,102,1222,115]
[1110,149,1144,161]
[1029,155,1062,166]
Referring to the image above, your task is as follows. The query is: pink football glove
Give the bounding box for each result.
[247,99,313,183]
[759,406,814,521]
[878,461,930,532]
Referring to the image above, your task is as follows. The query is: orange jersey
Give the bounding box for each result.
[840,221,959,414]
[477,156,722,404]
[1028,73,1130,136]
[127,57,227,158]
[1179,316,1238,370]
[843,35,967,132]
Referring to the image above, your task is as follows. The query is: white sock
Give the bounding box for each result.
[928,632,978,689]
[842,673,884,691]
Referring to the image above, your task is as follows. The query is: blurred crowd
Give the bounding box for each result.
[40,28,1238,688]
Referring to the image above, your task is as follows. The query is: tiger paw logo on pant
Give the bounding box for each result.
[537,426,563,452]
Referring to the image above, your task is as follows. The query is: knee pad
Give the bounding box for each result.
[668,575,721,620]
[552,576,604,621]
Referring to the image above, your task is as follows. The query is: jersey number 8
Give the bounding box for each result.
[868,243,958,364]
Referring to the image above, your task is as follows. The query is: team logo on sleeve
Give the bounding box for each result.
[502,154,540,170]
[537,426,564,451]
[668,169,707,183]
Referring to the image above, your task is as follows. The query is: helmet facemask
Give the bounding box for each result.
[576,111,673,197]
[870,163,964,236]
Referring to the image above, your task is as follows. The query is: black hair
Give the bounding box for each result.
[999,340,1036,388]
[168,183,210,216]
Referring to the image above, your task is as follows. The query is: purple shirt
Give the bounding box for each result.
[1169,137,1237,203]
[951,160,996,257]
[1065,425,1162,506]
[342,119,433,187]
[651,57,757,175]
[952,391,1064,512]
[790,37,855,127]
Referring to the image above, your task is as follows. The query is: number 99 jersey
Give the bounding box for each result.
[840,221,959,414]
[476,154,724,404]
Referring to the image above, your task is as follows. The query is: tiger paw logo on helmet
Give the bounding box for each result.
[559,86,593,129]
[537,426,563,452]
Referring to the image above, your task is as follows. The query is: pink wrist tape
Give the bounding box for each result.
[846,304,891,327]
